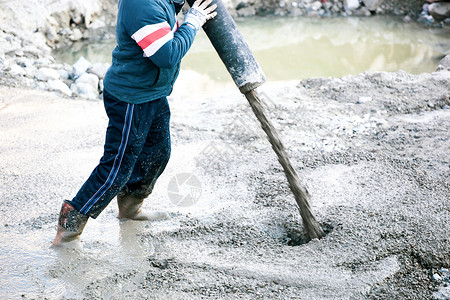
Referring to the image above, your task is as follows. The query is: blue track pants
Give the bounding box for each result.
[69,90,171,218]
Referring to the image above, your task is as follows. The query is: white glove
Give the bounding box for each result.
[184,0,218,31]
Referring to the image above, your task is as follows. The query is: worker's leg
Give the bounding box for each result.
[117,97,171,220]
[53,91,171,246]
[64,91,167,218]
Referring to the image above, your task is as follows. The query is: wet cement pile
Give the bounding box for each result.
[0,67,448,299]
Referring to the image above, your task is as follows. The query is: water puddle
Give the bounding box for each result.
[0,216,163,299]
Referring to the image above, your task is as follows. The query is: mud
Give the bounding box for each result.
[0,66,449,299]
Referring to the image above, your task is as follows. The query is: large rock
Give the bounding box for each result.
[48,79,72,97]
[9,64,27,77]
[311,1,323,11]
[72,56,92,78]
[89,63,110,79]
[429,3,450,21]
[69,28,83,42]
[363,0,384,11]
[35,67,60,81]
[71,73,99,100]
[344,0,360,11]
[69,0,102,28]
[436,54,450,72]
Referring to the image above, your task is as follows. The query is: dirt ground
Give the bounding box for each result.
[0,67,449,299]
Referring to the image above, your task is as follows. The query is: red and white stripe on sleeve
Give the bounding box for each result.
[131,22,175,57]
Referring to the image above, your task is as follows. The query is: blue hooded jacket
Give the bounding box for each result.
[103,0,196,104]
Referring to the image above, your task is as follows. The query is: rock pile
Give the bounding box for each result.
[0,30,109,100]
[232,0,374,17]
[0,0,113,99]
[229,0,449,25]
[419,0,450,25]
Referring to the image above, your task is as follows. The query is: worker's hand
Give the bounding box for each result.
[184,0,218,31]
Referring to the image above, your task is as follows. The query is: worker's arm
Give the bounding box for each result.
[125,0,217,68]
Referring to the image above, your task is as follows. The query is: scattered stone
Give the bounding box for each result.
[89,63,110,79]
[35,57,55,67]
[357,96,373,104]
[436,54,450,72]
[69,28,83,42]
[311,1,322,11]
[363,0,384,11]
[22,45,43,58]
[35,67,60,81]
[433,273,442,281]
[43,22,59,47]
[35,81,47,90]
[89,18,107,30]
[74,72,99,88]
[48,79,72,97]
[418,14,435,25]
[14,49,24,57]
[149,258,170,269]
[57,68,70,80]
[9,64,27,77]
[223,0,433,18]
[72,56,92,78]
[24,66,37,78]
[58,28,72,37]
[344,0,360,11]
[71,73,99,100]
[354,6,372,16]
[429,3,450,22]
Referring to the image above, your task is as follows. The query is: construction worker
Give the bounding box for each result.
[52,0,217,247]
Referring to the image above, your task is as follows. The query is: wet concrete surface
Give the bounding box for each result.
[0,69,449,299]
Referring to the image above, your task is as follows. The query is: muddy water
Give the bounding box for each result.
[54,16,449,84]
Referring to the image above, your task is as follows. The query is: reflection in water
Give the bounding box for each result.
[118,220,155,258]
[53,16,449,83]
